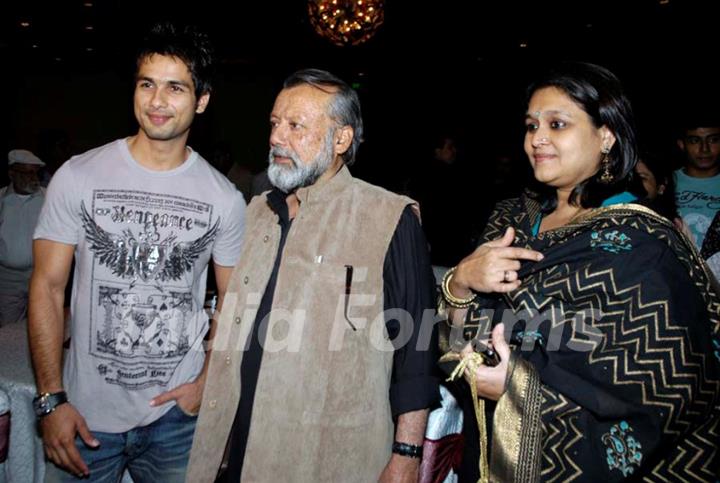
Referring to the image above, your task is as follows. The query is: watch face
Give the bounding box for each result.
[33,392,67,417]
[33,395,52,416]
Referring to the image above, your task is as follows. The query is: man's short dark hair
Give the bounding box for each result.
[676,110,720,139]
[283,69,364,166]
[136,22,215,99]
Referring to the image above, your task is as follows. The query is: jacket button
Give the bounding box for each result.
[263,235,269,242]
[209,400,217,408]
[225,356,231,365]
[244,276,249,284]
[234,316,242,325]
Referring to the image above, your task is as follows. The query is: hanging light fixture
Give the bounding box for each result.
[308,0,385,47]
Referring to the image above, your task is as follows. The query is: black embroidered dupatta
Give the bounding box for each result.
[462,194,720,482]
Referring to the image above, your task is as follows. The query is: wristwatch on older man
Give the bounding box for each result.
[32,391,68,418]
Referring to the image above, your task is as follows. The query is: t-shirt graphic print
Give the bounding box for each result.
[80,190,217,389]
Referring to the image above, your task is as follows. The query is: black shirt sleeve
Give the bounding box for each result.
[384,205,441,417]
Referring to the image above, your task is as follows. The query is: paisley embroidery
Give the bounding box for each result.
[515,330,544,346]
[602,421,643,476]
[590,230,632,254]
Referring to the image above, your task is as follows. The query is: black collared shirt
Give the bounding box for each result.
[218,189,440,482]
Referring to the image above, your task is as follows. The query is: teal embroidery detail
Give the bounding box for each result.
[515,330,544,346]
[590,230,633,254]
[602,420,643,476]
[712,337,720,363]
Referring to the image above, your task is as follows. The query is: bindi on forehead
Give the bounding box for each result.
[528,87,582,117]
[526,108,575,119]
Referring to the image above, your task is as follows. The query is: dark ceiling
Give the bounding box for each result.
[2,0,716,72]
[2,0,718,188]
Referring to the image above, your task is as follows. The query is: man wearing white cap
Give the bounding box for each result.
[0,149,46,325]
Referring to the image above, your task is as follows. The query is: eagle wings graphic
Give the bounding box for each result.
[81,202,219,282]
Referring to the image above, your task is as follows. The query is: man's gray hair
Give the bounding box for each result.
[282,68,364,166]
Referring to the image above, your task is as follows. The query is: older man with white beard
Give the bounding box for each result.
[187,69,440,483]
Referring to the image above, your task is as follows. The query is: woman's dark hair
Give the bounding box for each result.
[632,151,680,220]
[136,22,215,99]
[283,68,364,166]
[526,62,638,210]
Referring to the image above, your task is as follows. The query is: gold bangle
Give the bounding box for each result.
[441,266,475,308]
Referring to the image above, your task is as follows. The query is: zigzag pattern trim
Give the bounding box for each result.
[472,198,720,480]
[540,387,584,482]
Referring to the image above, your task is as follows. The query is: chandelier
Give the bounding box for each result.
[308,0,385,47]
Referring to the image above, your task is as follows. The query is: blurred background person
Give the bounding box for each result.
[0,149,45,325]
[408,132,476,268]
[673,116,720,249]
[700,210,720,281]
[633,152,689,236]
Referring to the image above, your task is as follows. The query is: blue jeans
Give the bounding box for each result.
[45,405,197,483]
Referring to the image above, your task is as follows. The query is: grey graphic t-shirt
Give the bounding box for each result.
[34,139,246,432]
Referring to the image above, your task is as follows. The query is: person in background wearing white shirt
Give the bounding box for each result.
[0,149,45,325]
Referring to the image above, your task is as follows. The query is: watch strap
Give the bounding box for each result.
[33,391,68,418]
[391,441,423,458]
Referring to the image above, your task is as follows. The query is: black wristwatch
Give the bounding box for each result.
[33,391,68,418]
[392,441,423,459]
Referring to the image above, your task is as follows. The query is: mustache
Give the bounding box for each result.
[268,146,300,167]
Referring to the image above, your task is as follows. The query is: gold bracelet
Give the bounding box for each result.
[441,266,476,308]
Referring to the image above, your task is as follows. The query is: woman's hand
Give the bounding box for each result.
[450,227,544,295]
[461,323,512,401]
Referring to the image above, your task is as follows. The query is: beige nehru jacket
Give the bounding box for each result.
[186,166,416,482]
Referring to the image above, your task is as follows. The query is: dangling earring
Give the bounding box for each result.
[600,147,613,184]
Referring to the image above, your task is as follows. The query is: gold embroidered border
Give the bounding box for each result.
[490,354,543,482]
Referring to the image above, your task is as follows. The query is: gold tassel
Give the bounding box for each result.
[446,353,489,483]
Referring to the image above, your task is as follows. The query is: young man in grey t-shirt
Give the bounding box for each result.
[29,22,245,482]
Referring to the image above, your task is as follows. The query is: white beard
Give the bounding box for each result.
[267,132,335,193]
